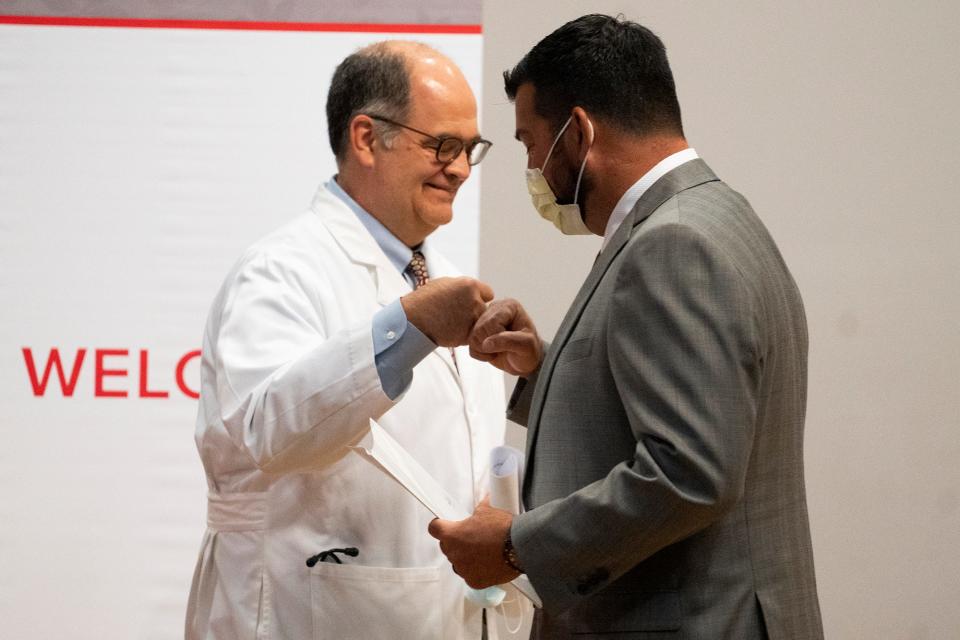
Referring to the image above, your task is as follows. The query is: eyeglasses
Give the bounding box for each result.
[365,114,492,166]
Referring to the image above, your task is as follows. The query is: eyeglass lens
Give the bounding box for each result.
[436,139,490,166]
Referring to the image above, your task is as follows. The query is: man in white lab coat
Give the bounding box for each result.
[185,41,506,640]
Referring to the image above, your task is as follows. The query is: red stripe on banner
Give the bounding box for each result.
[0,15,482,34]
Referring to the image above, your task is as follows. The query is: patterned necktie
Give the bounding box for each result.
[406,250,430,289]
[405,250,458,370]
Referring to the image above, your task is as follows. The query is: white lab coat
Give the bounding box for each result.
[185,184,506,640]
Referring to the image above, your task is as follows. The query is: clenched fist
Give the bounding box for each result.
[401,277,495,347]
[468,298,543,376]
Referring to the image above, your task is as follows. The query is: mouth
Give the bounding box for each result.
[425,183,457,198]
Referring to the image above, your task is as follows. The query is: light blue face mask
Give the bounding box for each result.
[465,585,507,607]
[466,584,526,634]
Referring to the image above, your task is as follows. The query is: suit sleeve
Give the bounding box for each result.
[511,222,761,611]
[210,250,396,475]
[505,344,548,427]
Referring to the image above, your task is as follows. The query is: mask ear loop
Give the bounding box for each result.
[541,116,573,173]
[494,587,525,635]
[572,118,594,205]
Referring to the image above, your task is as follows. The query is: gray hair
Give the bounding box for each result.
[326,42,417,162]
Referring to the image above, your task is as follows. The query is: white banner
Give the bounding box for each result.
[0,18,482,639]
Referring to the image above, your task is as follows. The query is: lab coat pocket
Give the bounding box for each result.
[310,562,442,639]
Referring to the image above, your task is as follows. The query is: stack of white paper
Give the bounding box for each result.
[489,446,523,514]
[488,446,541,609]
[352,420,542,609]
[351,419,469,521]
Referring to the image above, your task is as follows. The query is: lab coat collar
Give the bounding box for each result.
[309,183,409,306]
[309,183,467,381]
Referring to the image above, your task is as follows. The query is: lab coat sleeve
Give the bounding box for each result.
[213,249,397,475]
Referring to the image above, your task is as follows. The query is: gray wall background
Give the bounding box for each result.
[480,2,960,638]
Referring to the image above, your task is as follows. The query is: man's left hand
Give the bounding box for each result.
[468,298,543,376]
[428,499,520,589]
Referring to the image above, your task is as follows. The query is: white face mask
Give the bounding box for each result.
[525,115,594,235]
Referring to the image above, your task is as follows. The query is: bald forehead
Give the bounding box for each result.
[406,50,468,91]
[364,40,451,73]
[405,47,476,118]
[362,40,477,134]
[363,41,469,94]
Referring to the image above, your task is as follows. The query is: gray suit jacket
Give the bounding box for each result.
[508,160,823,639]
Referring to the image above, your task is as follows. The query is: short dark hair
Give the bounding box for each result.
[503,14,683,137]
[326,43,411,162]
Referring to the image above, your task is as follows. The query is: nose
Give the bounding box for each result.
[443,149,472,182]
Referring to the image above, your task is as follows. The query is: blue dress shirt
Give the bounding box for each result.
[326,177,437,400]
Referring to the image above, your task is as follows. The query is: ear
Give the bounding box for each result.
[348,114,378,169]
[569,107,595,162]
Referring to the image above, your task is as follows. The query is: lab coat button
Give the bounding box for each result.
[386,330,397,340]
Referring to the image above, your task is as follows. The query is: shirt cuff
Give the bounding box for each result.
[372,299,437,400]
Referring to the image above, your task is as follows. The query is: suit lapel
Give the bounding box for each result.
[523,160,720,481]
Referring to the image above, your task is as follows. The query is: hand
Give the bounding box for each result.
[402,277,494,347]
[428,499,520,589]
[468,298,543,376]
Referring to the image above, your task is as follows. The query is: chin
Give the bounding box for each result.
[418,206,454,230]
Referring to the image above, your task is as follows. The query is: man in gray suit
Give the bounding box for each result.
[429,14,824,639]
